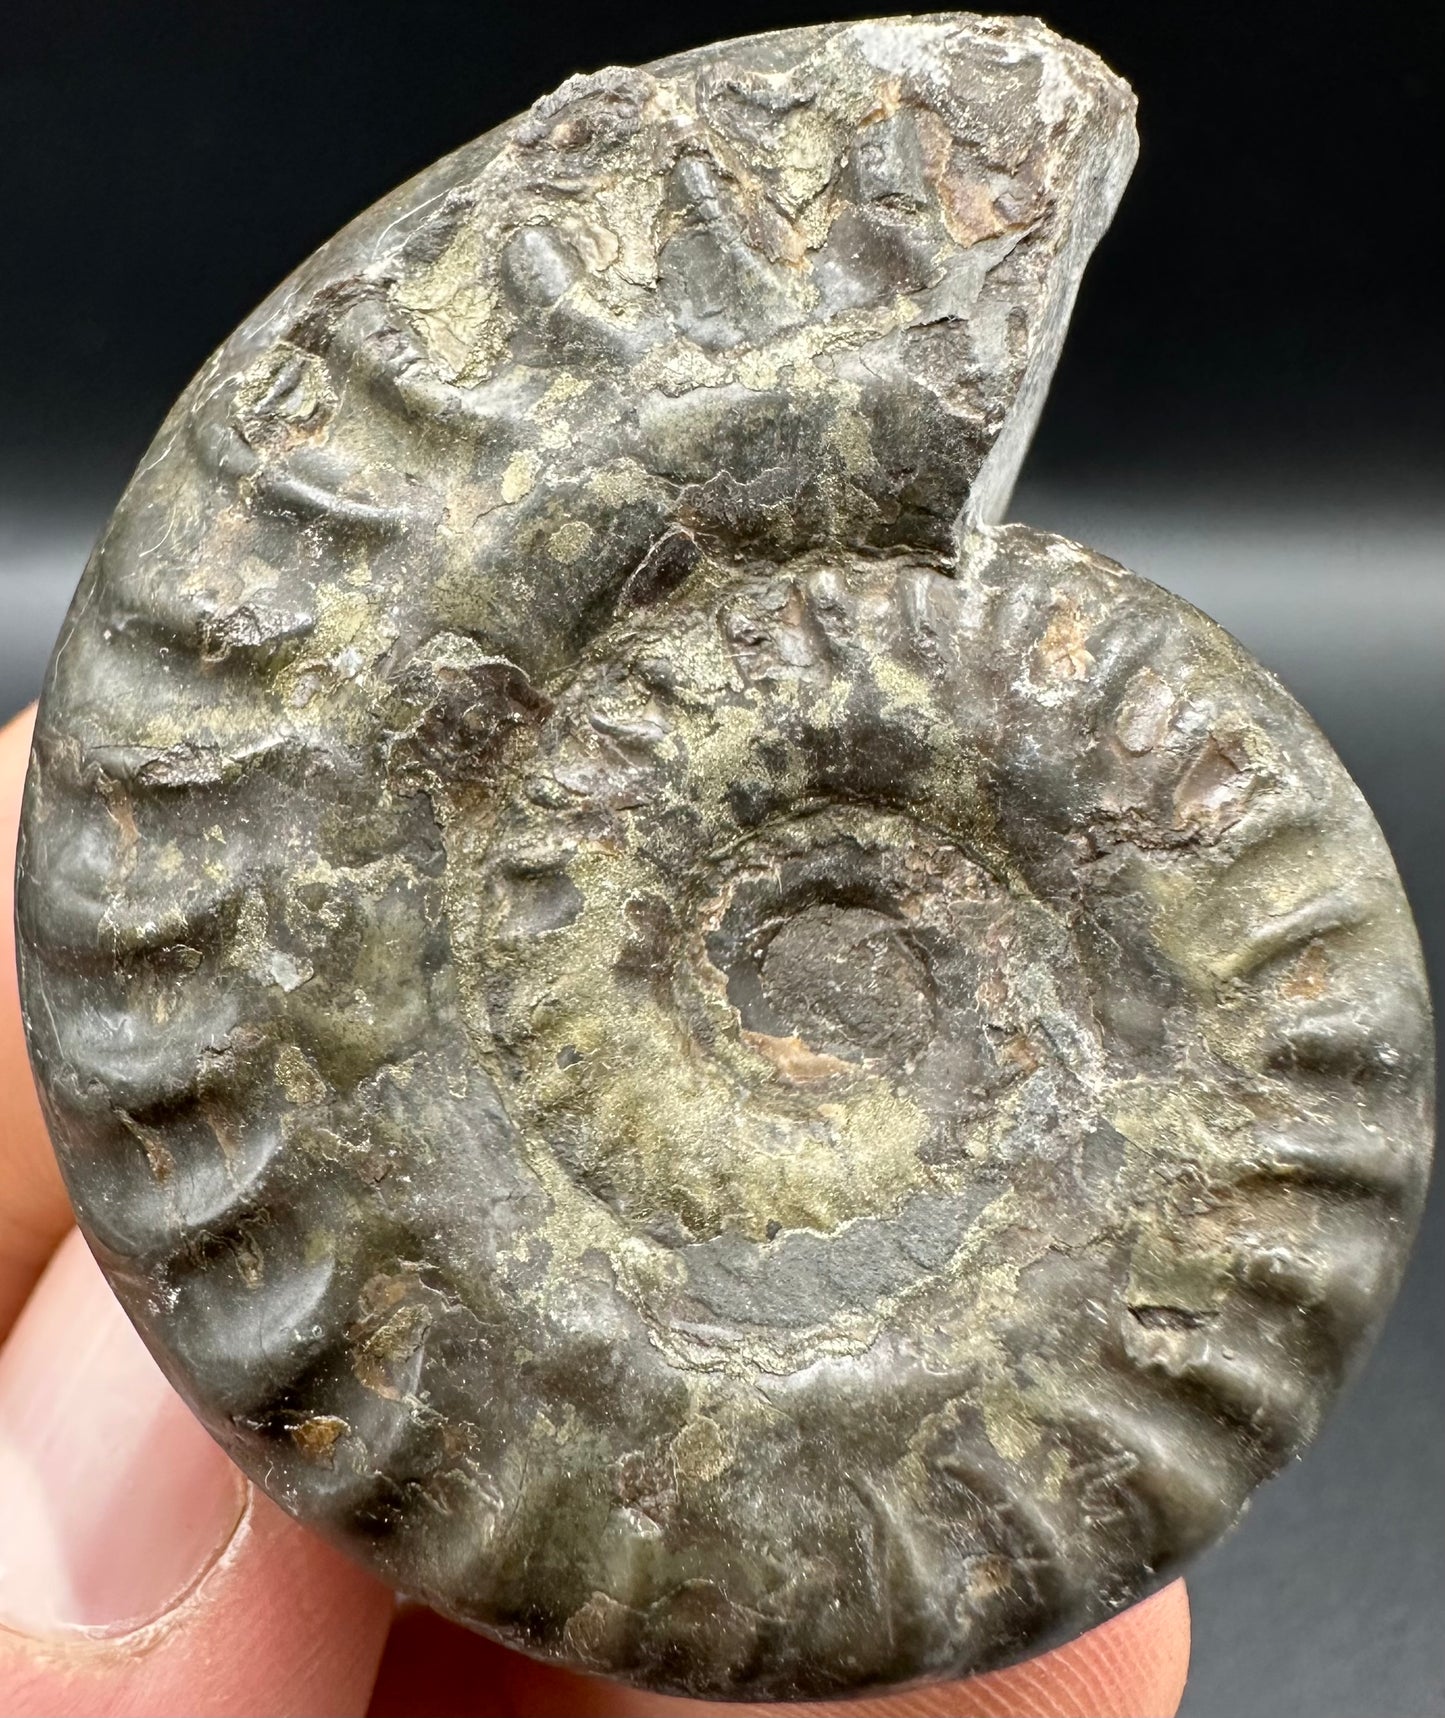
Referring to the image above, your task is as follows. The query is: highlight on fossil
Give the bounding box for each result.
[15,14,1433,1702]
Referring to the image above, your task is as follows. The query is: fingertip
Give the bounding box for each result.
[370,1583,1191,1718]
[0,704,70,1334]
[0,705,37,799]
[934,1582,1191,1718]
[0,1494,397,1718]
[0,1231,395,1716]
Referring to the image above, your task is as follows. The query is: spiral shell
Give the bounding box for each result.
[15,16,1433,1701]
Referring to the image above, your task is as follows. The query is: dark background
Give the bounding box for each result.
[2,4,1440,1715]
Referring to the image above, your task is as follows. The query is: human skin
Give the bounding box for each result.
[0,702,1188,1717]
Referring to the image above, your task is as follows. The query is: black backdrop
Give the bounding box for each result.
[3,0,1441,500]
[2,7,1441,1718]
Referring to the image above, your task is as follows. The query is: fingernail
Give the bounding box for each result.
[0,1229,247,1636]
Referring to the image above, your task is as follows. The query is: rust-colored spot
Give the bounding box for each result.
[1113,667,1176,754]
[742,1029,854,1083]
[1035,601,1095,682]
[1173,732,1255,832]
[962,1553,1016,1605]
[998,1034,1041,1077]
[290,1414,349,1463]
[1282,940,1330,1000]
[350,1272,433,1399]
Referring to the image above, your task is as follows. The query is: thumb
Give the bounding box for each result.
[369,1578,1190,1717]
[0,1229,396,1717]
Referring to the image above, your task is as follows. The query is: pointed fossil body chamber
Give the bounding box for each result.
[15,15,1433,1702]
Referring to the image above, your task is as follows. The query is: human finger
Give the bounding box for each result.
[368,1578,1190,1718]
[0,1228,397,1717]
[0,705,71,1332]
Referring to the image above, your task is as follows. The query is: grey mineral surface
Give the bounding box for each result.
[14,13,1434,1703]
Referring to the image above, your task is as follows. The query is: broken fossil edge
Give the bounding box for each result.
[14,13,1434,1704]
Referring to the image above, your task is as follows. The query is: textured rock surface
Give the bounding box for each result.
[14,14,1434,1702]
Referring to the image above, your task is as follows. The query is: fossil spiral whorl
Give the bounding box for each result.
[15,15,1433,1702]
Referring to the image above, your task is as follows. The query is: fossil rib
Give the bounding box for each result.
[15,14,1433,1702]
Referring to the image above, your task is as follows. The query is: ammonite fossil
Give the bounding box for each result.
[15,14,1434,1703]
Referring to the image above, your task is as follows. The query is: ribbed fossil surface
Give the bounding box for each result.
[15,14,1434,1701]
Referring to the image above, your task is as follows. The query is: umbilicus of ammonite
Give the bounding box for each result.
[14,14,1433,1703]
